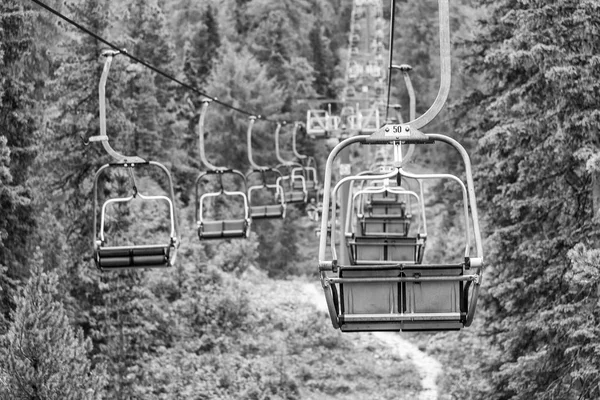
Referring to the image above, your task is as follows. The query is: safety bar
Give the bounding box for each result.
[428,134,483,258]
[332,169,468,260]
[346,187,423,237]
[99,193,176,243]
[194,169,248,222]
[356,174,425,228]
[327,275,479,284]
[248,181,286,208]
[198,191,250,223]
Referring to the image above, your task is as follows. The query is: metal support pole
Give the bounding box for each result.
[338,147,352,265]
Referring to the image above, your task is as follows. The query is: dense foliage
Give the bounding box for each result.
[456,0,600,398]
[1,0,600,398]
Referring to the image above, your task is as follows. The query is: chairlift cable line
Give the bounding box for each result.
[29,0,290,124]
[385,0,397,122]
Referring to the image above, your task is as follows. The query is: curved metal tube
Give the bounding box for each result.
[390,64,416,122]
[194,169,248,222]
[292,122,307,161]
[274,123,287,165]
[248,183,285,206]
[427,134,483,259]
[408,0,451,130]
[97,51,145,163]
[198,100,225,171]
[329,169,398,261]
[346,187,422,238]
[93,162,179,245]
[100,193,176,242]
[398,169,471,258]
[318,135,370,264]
[246,116,267,170]
[198,190,250,222]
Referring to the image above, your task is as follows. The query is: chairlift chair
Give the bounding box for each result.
[291,122,321,201]
[320,138,482,332]
[91,51,179,271]
[195,169,250,239]
[318,0,483,332]
[195,100,251,240]
[274,123,308,205]
[340,174,426,267]
[245,117,286,220]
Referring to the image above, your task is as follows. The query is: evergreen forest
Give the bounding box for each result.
[1,0,600,399]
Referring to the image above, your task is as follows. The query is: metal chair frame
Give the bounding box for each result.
[317,0,483,328]
[91,51,179,271]
[274,123,308,204]
[246,117,287,219]
[195,100,252,239]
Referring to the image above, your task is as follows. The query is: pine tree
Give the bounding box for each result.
[0,0,40,335]
[308,22,336,98]
[182,4,221,89]
[0,253,105,400]
[459,1,600,398]
[203,41,285,172]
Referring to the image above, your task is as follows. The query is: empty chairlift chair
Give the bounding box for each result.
[290,122,320,201]
[320,135,482,332]
[275,123,308,205]
[340,174,425,265]
[91,50,179,271]
[317,0,484,332]
[245,117,286,220]
[345,180,427,267]
[195,100,251,240]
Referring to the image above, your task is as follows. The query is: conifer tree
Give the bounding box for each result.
[0,0,38,277]
[459,1,600,398]
[183,4,221,89]
[0,0,39,334]
[203,41,285,171]
[0,254,105,400]
[309,22,336,98]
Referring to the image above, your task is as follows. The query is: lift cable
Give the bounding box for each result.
[29,0,290,124]
[384,0,397,122]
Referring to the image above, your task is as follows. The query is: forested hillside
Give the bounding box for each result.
[1,0,600,399]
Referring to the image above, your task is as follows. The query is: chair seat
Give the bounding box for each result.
[285,191,306,203]
[96,245,171,270]
[348,236,422,264]
[368,203,407,216]
[292,182,305,191]
[360,216,411,236]
[336,263,465,332]
[250,205,285,219]
[199,219,248,240]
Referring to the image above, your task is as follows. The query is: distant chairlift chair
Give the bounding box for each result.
[195,100,251,240]
[245,117,286,220]
[275,123,308,205]
[290,122,320,202]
